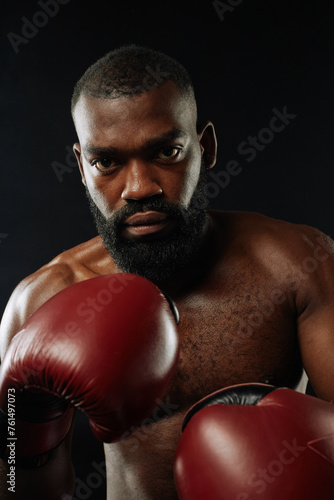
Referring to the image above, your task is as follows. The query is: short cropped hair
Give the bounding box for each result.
[71,44,196,117]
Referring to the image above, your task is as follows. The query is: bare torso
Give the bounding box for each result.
[102,211,303,499]
[1,210,319,499]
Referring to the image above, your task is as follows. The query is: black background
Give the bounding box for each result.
[1,0,333,497]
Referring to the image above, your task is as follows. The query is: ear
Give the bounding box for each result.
[73,142,86,186]
[197,121,217,170]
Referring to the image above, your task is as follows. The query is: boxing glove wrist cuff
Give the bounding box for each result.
[182,383,278,431]
[0,392,74,460]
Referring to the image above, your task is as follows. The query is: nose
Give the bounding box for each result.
[121,160,163,201]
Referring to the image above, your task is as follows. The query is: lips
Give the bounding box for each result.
[125,211,168,226]
[123,211,172,238]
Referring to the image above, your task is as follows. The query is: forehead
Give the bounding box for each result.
[73,81,197,148]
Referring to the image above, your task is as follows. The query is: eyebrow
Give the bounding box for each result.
[83,127,187,157]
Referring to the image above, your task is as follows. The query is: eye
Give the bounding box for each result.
[91,158,116,172]
[157,146,181,160]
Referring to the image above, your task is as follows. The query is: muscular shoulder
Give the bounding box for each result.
[212,210,333,259]
[0,236,114,361]
[0,261,73,361]
[211,210,334,310]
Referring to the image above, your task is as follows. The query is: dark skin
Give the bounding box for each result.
[1,81,334,499]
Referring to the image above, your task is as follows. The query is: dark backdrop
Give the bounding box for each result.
[1,0,334,316]
[1,0,333,497]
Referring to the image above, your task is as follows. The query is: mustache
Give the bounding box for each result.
[107,197,187,226]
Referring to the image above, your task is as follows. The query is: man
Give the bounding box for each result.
[1,44,334,499]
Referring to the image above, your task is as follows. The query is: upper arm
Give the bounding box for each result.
[0,281,33,362]
[295,228,334,401]
[0,264,74,363]
[0,263,78,497]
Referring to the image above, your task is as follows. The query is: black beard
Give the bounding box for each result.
[85,165,209,282]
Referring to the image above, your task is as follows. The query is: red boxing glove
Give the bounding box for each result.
[0,273,179,461]
[174,383,334,500]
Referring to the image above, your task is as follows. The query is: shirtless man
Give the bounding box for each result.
[1,44,334,499]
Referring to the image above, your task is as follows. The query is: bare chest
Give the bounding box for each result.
[167,272,301,409]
